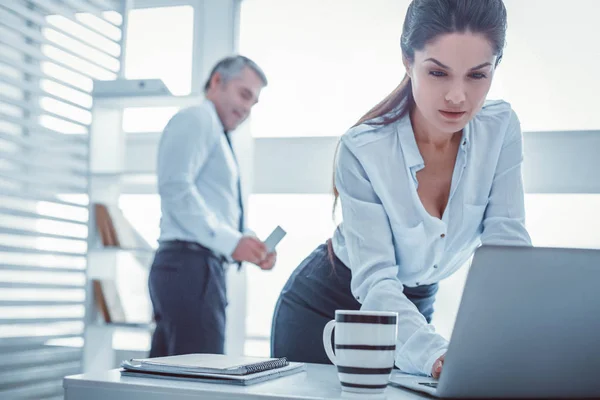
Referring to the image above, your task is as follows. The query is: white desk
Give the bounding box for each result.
[64,363,429,400]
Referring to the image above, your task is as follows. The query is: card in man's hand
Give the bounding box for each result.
[264,226,286,253]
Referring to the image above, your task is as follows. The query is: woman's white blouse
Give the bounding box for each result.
[331,100,532,375]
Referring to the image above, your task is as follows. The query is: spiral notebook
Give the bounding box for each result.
[120,359,305,386]
[127,354,290,376]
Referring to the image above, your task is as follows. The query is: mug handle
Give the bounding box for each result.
[322,319,337,365]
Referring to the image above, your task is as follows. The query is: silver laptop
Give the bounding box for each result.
[389,245,600,398]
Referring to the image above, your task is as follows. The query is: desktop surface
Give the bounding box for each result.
[63,362,428,400]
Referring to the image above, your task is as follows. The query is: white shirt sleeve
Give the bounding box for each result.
[481,110,532,246]
[335,139,448,375]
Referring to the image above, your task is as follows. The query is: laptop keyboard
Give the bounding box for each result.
[419,382,438,388]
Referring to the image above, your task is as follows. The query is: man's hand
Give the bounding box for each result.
[257,251,276,270]
[431,353,445,379]
[232,235,267,265]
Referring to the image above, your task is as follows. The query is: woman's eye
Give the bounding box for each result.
[429,70,447,77]
[470,72,487,80]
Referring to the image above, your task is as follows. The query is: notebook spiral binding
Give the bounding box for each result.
[244,357,289,374]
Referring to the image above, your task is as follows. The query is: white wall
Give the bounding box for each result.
[496,0,600,132]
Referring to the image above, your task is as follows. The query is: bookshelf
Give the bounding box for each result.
[83,79,173,373]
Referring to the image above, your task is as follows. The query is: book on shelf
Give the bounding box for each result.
[93,279,126,324]
[94,203,150,249]
[91,203,154,325]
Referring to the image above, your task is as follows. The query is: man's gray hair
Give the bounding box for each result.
[204,55,268,93]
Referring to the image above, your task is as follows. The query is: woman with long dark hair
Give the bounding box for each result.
[271,0,531,378]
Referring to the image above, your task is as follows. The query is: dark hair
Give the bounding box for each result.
[204,55,268,93]
[331,0,508,214]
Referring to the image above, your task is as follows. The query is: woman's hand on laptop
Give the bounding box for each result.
[431,353,445,379]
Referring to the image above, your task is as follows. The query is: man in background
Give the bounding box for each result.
[148,55,275,357]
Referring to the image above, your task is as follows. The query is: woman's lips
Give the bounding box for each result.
[439,110,466,120]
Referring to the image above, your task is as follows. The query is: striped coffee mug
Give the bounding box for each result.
[322,310,398,394]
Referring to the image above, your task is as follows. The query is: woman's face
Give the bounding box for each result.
[406,32,497,134]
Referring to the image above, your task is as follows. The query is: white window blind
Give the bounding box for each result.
[0,1,124,398]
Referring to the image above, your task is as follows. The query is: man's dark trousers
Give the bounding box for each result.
[148,240,228,357]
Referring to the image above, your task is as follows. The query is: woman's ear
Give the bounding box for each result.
[402,56,412,78]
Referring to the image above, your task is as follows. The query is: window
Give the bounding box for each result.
[433,194,600,340]
[239,0,411,138]
[122,106,179,133]
[40,12,121,136]
[121,6,194,133]
[0,1,124,395]
[124,6,194,96]
[525,194,600,249]
[496,0,600,132]
[241,0,600,136]
[244,194,339,356]
[119,194,161,248]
